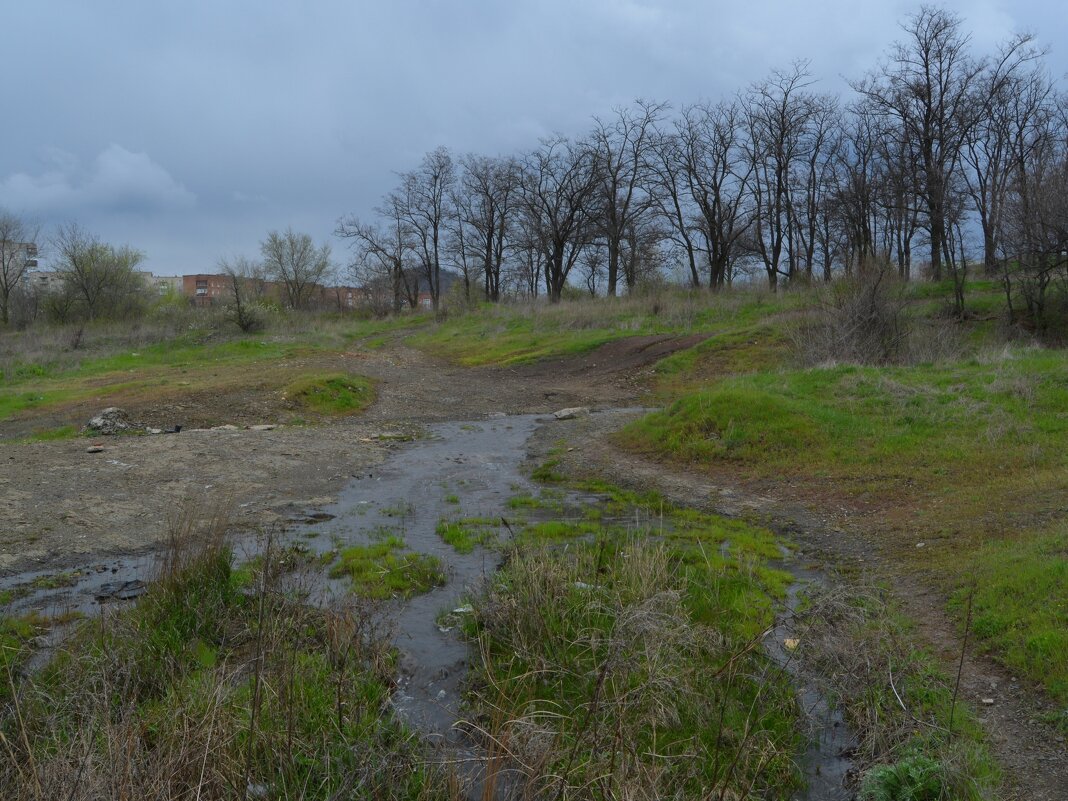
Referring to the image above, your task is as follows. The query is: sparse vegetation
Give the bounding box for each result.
[435,517,498,553]
[0,514,457,800]
[329,536,446,599]
[285,372,375,416]
[465,513,803,799]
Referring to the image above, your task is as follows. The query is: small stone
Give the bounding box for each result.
[436,689,447,700]
[452,605,473,615]
[84,407,133,435]
[211,424,239,431]
[784,638,800,651]
[145,427,163,435]
[553,406,590,420]
[981,698,995,705]
[915,542,926,548]
[86,445,104,453]
[249,424,277,431]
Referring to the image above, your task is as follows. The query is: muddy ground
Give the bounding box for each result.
[2,336,1066,799]
[0,338,665,570]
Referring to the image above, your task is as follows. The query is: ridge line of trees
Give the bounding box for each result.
[337,6,1068,333]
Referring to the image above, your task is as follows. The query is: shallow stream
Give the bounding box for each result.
[2,411,857,799]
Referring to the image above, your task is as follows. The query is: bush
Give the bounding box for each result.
[792,267,911,365]
[860,753,946,801]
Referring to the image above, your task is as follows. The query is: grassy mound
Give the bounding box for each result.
[285,372,375,415]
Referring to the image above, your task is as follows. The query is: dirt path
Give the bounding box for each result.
[4,336,1066,798]
[0,336,677,573]
[525,408,1068,801]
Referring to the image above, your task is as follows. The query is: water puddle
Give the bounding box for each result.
[3,411,858,799]
[768,552,858,800]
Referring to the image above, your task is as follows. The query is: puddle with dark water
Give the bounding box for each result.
[2,411,857,799]
[767,552,858,801]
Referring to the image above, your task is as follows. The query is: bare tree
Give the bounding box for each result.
[649,127,702,287]
[53,223,146,320]
[589,100,666,295]
[677,101,754,288]
[336,193,418,314]
[854,6,1035,281]
[260,228,331,310]
[0,210,40,326]
[963,57,1053,276]
[743,62,817,289]
[399,147,454,310]
[452,155,519,302]
[518,136,602,302]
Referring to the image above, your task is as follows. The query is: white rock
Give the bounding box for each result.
[553,407,590,420]
[248,424,277,431]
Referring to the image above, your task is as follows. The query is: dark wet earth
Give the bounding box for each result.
[1,411,857,800]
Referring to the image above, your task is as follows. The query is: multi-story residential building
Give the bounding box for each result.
[182,274,231,306]
[24,269,64,294]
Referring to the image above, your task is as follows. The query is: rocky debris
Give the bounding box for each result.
[94,579,147,601]
[211,424,239,431]
[86,445,105,453]
[553,406,590,421]
[249,424,277,431]
[84,407,133,435]
[145,427,163,435]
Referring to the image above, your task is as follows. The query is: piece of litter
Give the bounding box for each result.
[981,698,995,705]
[452,605,473,615]
[784,638,800,650]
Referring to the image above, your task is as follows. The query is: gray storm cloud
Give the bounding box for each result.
[0,145,194,216]
[0,0,1064,275]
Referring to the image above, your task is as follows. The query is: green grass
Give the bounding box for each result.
[284,372,375,415]
[2,540,453,798]
[0,613,45,697]
[409,289,799,367]
[506,491,564,512]
[329,536,446,599]
[621,348,1068,505]
[954,527,1068,702]
[620,346,1068,699]
[18,425,79,443]
[466,520,803,798]
[0,314,416,425]
[805,586,1000,800]
[435,517,499,553]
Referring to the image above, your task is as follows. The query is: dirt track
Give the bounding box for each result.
[0,338,674,572]
[3,336,1066,798]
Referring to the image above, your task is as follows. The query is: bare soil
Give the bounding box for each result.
[3,334,1066,798]
[0,337,678,571]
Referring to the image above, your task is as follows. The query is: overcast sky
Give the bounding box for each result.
[2,1,1065,276]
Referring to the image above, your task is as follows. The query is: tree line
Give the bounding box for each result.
[337,6,1068,332]
[3,7,1067,334]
